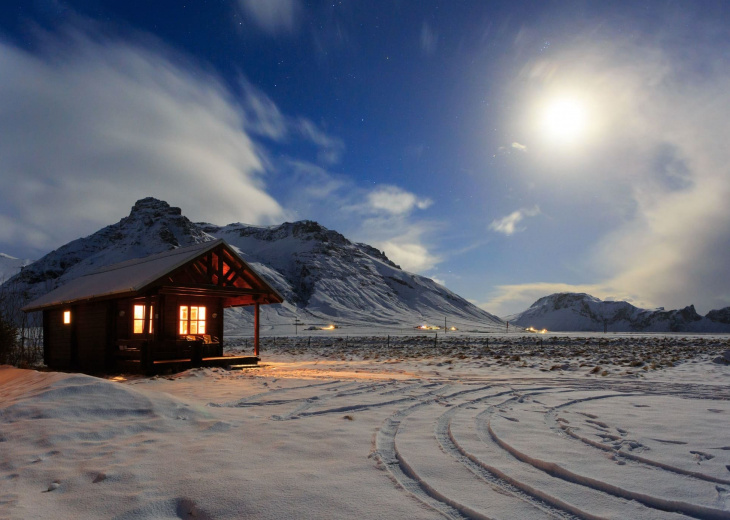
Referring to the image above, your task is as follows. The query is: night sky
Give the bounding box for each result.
[1,0,730,316]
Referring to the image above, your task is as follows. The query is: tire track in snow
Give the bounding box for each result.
[434,391,588,520]
[272,381,453,421]
[373,385,566,520]
[479,390,730,520]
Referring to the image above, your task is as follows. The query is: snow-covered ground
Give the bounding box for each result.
[2,333,730,519]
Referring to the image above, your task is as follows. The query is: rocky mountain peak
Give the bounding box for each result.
[128,197,183,218]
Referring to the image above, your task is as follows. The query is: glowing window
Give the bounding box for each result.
[179,305,206,335]
[63,310,71,324]
[133,305,145,334]
[133,305,154,334]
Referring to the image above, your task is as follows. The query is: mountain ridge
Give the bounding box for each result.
[4,198,505,333]
[507,292,730,333]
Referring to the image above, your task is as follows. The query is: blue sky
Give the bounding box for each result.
[1,0,730,316]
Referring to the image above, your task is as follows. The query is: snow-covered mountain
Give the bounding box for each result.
[4,198,505,333]
[200,220,504,330]
[506,292,730,333]
[0,254,31,284]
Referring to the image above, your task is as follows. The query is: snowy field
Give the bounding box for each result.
[1,334,730,520]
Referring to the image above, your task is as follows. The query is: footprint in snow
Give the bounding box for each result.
[690,450,715,463]
[44,481,60,492]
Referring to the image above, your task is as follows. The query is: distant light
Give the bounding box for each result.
[416,324,441,330]
[322,324,336,330]
[526,326,547,334]
[63,310,71,324]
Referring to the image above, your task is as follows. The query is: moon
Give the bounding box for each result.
[541,97,588,145]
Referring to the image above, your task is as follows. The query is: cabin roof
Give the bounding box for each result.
[22,239,283,312]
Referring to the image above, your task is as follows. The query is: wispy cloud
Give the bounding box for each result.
[511,142,528,152]
[238,0,302,35]
[0,27,286,254]
[488,206,540,236]
[240,78,344,164]
[0,22,439,276]
[295,118,345,165]
[366,185,433,215]
[420,22,438,55]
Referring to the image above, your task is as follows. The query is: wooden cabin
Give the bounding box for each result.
[22,239,283,374]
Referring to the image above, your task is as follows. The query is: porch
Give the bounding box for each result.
[115,336,259,375]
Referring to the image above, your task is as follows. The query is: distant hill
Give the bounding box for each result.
[0,254,31,284]
[4,197,505,333]
[506,292,730,333]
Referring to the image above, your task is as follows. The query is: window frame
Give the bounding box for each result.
[133,304,154,335]
[179,305,206,336]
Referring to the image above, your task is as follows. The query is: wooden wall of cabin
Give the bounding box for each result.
[116,297,132,341]
[75,301,110,372]
[43,302,110,371]
[43,308,73,369]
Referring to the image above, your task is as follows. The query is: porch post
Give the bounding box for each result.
[254,303,260,357]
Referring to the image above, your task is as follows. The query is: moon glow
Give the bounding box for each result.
[541,97,588,145]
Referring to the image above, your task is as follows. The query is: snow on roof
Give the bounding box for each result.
[23,240,224,311]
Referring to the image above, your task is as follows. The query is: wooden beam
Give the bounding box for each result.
[189,261,208,284]
[224,264,239,285]
[254,303,260,357]
[219,249,251,287]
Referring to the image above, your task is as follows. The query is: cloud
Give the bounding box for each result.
[239,78,344,164]
[488,206,540,236]
[366,185,433,215]
[0,23,431,276]
[420,22,438,55]
[0,28,286,254]
[295,118,345,165]
[375,235,441,273]
[511,142,527,152]
[502,20,730,314]
[239,79,288,139]
[239,0,302,35]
